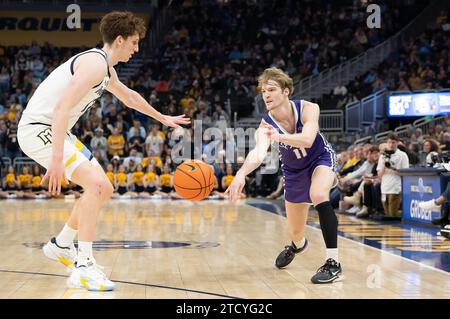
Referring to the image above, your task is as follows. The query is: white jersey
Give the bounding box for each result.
[19,48,110,130]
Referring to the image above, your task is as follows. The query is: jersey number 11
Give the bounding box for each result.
[293,148,308,159]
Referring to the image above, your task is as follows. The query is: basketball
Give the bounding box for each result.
[173,160,215,201]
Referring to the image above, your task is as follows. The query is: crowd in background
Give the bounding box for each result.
[323,9,450,109]
[0,0,449,216]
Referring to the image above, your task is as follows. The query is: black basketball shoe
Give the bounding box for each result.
[275,239,308,269]
[311,258,342,284]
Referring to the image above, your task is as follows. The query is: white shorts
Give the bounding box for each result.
[17,123,99,180]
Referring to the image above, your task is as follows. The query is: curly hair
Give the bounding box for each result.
[99,11,146,45]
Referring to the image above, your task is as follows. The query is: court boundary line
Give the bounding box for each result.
[0,269,242,299]
[247,203,450,277]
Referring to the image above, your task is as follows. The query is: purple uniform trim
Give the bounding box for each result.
[262,100,336,203]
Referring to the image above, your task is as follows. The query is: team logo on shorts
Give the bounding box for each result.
[37,128,52,145]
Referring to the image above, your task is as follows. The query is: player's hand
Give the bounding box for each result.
[261,122,280,143]
[225,174,246,203]
[159,114,190,128]
[41,159,68,196]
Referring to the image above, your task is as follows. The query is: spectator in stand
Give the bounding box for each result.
[127,119,146,141]
[107,127,126,158]
[123,148,142,170]
[5,120,21,160]
[421,139,441,167]
[145,124,164,157]
[90,127,108,161]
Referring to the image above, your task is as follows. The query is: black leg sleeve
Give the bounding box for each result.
[315,201,338,249]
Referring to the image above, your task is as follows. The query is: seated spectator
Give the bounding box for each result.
[3,165,21,197]
[145,125,164,157]
[5,120,20,160]
[140,163,168,198]
[131,164,145,195]
[91,127,108,160]
[128,134,145,158]
[142,149,163,171]
[105,164,115,187]
[107,127,126,158]
[333,81,348,97]
[159,164,174,194]
[112,165,131,198]
[422,139,440,167]
[127,119,146,141]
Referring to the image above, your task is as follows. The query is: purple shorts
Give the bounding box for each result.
[283,152,336,204]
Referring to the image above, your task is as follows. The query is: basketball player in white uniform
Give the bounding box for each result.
[17,12,190,291]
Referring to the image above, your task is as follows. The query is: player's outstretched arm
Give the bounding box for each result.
[107,68,190,128]
[43,54,107,195]
[263,100,319,149]
[225,122,271,202]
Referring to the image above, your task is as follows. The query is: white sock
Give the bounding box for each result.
[326,248,339,263]
[293,238,306,249]
[55,224,78,247]
[77,241,93,266]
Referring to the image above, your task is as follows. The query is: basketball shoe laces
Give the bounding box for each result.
[282,245,296,258]
[316,258,338,275]
[78,258,109,280]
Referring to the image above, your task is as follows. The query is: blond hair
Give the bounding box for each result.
[257,67,294,96]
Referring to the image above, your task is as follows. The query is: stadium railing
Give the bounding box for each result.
[12,157,35,175]
[320,110,344,133]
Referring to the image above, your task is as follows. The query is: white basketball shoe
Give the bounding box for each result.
[67,259,115,291]
[42,237,77,269]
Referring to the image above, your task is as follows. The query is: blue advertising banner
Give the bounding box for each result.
[388,91,450,117]
[402,175,442,224]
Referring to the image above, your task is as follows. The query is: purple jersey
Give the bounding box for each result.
[262,100,337,203]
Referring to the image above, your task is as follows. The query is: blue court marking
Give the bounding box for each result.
[246,199,450,273]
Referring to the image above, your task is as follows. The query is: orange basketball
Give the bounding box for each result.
[173,160,215,201]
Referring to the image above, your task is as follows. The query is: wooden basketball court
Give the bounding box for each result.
[0,199,449,299]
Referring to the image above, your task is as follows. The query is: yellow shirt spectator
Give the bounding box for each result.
[132,171,144,185]
[107,134,125,156]
[32,176,42,188]
[106,172,115,185]
[116,172,127,185]
[6,173,16,185]
[142,156,162,168]
[19,174,32,188]
[146,172,156,183]
[223,175,234,187]
[160,174,172,187]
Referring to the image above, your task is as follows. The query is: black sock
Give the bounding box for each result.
[315,201,338,249]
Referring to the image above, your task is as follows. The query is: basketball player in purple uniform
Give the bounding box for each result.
[226,67,342,283]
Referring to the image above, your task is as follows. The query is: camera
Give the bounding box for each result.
[431,151,450,164]
[383,149,395,168]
